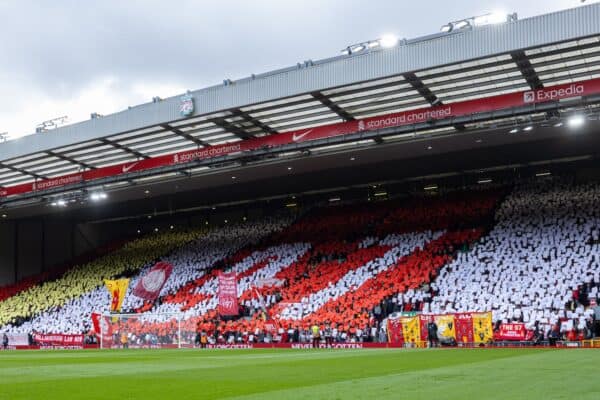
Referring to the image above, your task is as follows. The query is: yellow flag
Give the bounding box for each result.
[472,312,493,343]
[435,314,456,341]
[104,279,130,312]
[401,316,421,345]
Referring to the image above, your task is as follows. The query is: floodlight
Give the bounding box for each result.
[90,192,108,201]
[487,11,508,24]
[567,115,585,128]
[440,24,453,33]
[474,12,507,26]
[379,34,398,48]
[454,20,470,30]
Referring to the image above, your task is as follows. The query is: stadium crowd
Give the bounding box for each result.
[0,230,199,331]
[423,180,600,339]
[1,179,598,346]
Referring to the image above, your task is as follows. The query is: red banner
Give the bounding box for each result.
[32,333,84,346]
[387,318,404,345]
[91,312,115,347]
[455,312,474,344]
[218,272,239,316]
[91,313,112,334]
[133,262,173,301]
[2,78,600,199]
[494,323,533,341]
[419,314,432,341]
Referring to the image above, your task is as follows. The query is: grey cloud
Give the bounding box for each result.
[0,0,584,113]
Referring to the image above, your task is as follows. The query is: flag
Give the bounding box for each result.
[387,317,404,345]
[91,313,112,335]
[434,314,456,343]
[401,316,421,345]
[91,312,114,347]
[104,278,130,312]
[455,312,474,344]
[217,272,239,316]
[133,261,173,301]
[472,312,493,343]
[253,287,271,320]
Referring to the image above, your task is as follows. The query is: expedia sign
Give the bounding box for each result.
[523,84,585,103]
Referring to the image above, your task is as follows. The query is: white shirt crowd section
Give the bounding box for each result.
[420,181,600,330]
[123,219,291,311]
[278,231,442,320]
[149,242,310,319]
[2,217,291,334]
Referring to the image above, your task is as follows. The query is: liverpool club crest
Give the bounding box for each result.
[179,94,194,117]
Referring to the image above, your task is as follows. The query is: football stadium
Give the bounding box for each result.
[1,2,600,399]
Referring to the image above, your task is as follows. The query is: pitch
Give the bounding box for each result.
[0,348,598,399]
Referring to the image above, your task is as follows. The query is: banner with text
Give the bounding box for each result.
[218,272,239,316]
[494,323,531,341]
[33,333,84,347]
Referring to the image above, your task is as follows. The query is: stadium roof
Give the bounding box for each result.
[1,3,600,206]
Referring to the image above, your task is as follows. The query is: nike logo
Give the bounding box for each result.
[122,162,139,173]
[292,129,313,142]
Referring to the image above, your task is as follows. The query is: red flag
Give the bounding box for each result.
[133,262,173,301]
[387,318,404,345]
[218,272,239,316]
[455,312,474,344]
[91,312,114,347]
[91,313,112,335]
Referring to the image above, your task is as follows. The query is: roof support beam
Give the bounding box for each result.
[47,151,95,170]
[511,51,544,90]
[160,124,209,147]
[210,118,255,140]
[99,138,149,159]
[403,72,465,131]
[0,162,46,180]
[230,109,277,135]
[403,72,441,106]
[311,92,355,121]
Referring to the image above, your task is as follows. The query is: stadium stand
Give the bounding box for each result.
[0,179,599,345]
[424,180,600,337]
[0,230,202,331]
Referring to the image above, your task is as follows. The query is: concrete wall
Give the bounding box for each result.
[0,217,134,286]
[0,202,290,286]
[0,222,16,286]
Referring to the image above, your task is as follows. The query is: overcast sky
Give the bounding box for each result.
[0,0,596,140]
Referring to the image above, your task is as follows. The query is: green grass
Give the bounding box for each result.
[0,348,599,399]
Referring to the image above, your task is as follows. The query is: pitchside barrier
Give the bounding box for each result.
[3,340,600,350]
[2,310,598,350]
